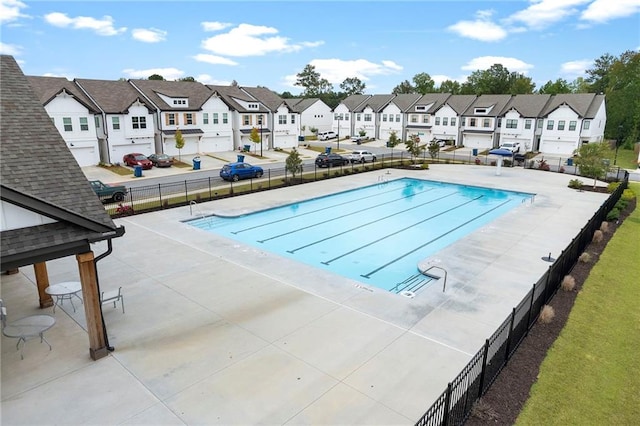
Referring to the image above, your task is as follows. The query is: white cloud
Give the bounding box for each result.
[581,0,640,23]
[507,0,591,29]
[195,74,231,85]
[123,67,184,80]
[132,28,167,43]
[0,0,28,24]
[462,56,534,74]
[201,23,323,57]
[448,9,508,42]
[0,41,21,55]
[44,12,126,36]
[201,21,232,32]
[381,60,403,71]
[193,53,238,66]
[560,59,592,77]
[283,58,403,88]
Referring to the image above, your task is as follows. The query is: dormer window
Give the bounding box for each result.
[415,105,427,111]
[474,108,487,114]
[171,98,188,107]
[248,103,259,109]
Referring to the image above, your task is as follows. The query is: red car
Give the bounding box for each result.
[123,153,153,170]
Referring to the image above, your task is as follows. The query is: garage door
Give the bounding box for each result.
[463,133,492,149]
[539,140,576,156]
[200,136,233,153]
[71,146,99,167]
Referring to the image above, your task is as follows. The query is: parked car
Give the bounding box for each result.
[499,142,521,153]
[90,180,127,202]
[148,153,173,167]
[318,131,337,141]
[347,150,377,163]
[220,162,264,181]
[122,153,153,169]
[315,153,349,168]
[351,135,366,144]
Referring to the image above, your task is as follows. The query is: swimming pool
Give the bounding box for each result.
[188,178,534,295]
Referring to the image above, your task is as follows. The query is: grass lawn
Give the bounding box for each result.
[516,182,640,425]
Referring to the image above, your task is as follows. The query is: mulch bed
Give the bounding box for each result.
[465,188,635,425]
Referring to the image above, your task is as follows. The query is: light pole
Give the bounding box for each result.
[614,124,623,165]
[337,114,341,151]
[258,115,263,157]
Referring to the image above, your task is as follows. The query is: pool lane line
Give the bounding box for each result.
[321,195,484,266]
[254,187,442,243]
[360,199,512,279]
[230,184,414,235]
[286,192,459,254]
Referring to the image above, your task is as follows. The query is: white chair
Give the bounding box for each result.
[101,287,124,314]
[1,299,56,359]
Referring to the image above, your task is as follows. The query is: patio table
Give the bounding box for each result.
[45,281,83,313]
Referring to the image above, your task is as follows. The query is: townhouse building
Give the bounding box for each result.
[352,94,396,140]
[242,86,298,149]
[27,76,101,166]
[405,93,452,144]
[378,94,422,142]
[497,94,552,153]
[334,95,370,137]
[284,98,333,138]
[460,94,513,150]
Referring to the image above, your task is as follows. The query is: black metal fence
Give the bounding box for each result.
[414,172,629,426]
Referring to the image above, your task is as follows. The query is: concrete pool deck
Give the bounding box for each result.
[1,165,609,425]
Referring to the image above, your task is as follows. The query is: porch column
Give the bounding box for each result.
[76,251,108,360]
[34,262,53,309]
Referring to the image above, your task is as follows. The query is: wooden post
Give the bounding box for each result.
[34,262,53,308]
[76,251,108,360]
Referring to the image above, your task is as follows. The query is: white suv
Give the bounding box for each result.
[347,150,377,163]
[318,131,337,141]
[499,142,520,153]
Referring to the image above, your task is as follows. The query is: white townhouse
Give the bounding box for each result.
[74,78,156,164]
[335,95,370,137]
[497,94,552,153]
[130,79,226,158]
[243,87,298,149]
[27,76,101,166]
[352,94,395,140]
[284,98,333,138]
[378,94,421,142]
[537,94,606,155]
[431,94,477,145]
[460,94,513,150]
[209,84,270,153]
[404,93,451,143]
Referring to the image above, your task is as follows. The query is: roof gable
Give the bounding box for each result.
[75,78,155,114]
[27,75,99,113]
[130,79,214,110]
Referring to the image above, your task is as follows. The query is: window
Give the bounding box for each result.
[525,119,532,129]
[222,113,228,124]
[290,115,295,124]
[410,115,418,123]
[461,118,466,126]
[172,99,186,105]
[435,117,441,125]
[166,113,176,126]
[279,114,286,125]
[422,115,429,124]
[558,120,565,131]
[248,103,258,109]
[364,114,372,122]
[506,119,518,129]
[547,120,554,130]
[94,116,100,128]
[213,113,219,124]
[63,117,72,132]
[395,114,400,122]
[442,117,448,126]
[537,119,543,129]
[469,118,477,127]
[112,117,120,130]
[132,116,147,129]
[243,115,251,126]
[569,120,577,131]
[483,118,491,128]
[184,113,195,125]
[356,114,362,121]
[345,114,350,121]
[415,105,426,111]
[451,117,456,126]
[474,108,487,114]
[79,117,89,131]
[583,120,590,130]
[203,113,209,125]
[382,114,387,122]
[257,115,264,125]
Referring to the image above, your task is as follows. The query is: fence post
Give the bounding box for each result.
[526,283,536,330]
[158,184,163,208]
[184,181,188,204]
[208,177,212,200]
[478,339,490,398]
[505,308,516,363]
[443,382,453,426]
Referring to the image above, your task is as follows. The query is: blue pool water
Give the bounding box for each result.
[188,178,533,294]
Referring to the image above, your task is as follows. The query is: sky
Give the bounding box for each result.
[1,0,639,95]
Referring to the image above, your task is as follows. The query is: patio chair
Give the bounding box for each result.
[0,299,56,360]
[101,287,124,314]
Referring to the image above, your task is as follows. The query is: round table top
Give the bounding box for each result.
[45,281,82,296]
[2,314,56,338]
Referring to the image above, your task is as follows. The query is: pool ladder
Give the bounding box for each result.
[392,266,448,296]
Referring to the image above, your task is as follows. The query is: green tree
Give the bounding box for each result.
[601,50,640,145]
[405,134,425,163]
[174,128,185,161]
[574,142,611,188]
[178,76,196,82]
[285,148,304,181]
[438,80,461,94]
[569,77,591,93]
[427,139,440,159]
[295,64,333,97]
[340,77,366,96]
[586,53,616,94]
[538,78,572,94]
[413,72,436,94]
[509,73,535,94]
[249,127,261,154]
[392,80,415,94]
[148,74,164,80]
[465,64,512,94]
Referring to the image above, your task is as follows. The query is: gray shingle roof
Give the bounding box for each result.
[388,94,422,112]
[539,93,599,118]
[584,94,605,119]
[414,93,452,113]
[130,79,215,110]
[75,78,155,114]
[462,94,513,116]
[355,94,396,113]
[444,95,478,114]
[340,94,371,111]
[241,86,284,111]
[500,94,552,117]
[1,55,123,269]
[284,98,321,112]
[27,75,99,113]
[207,84,269,113]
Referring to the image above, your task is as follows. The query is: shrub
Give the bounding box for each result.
[539,305,555,324]
[471,399,498,421]
[606,207,620,221]
[600,221,609,233]
[579,252,592,263]
[561,275,576,292]
[615,199,628,210]
[592,229,603,243]
[559,166,566,173]
[568,178,584,189]
[621,188,635,201]
[607,182,621,193]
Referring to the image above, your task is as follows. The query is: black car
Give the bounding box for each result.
[315,153,349,168]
